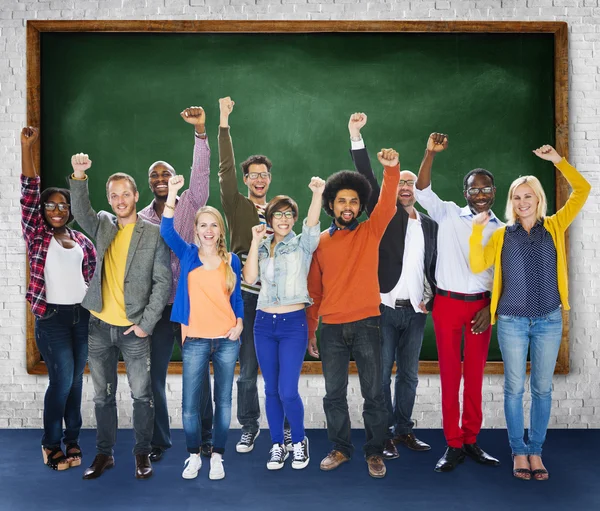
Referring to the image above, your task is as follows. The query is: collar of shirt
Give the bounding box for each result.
[459,205,500,223]
[140,197,180,222]
[258,231,295,251]
[328,219,359,236]
[506,219,544,233]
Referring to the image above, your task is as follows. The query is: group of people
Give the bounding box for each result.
[20,99,590,483]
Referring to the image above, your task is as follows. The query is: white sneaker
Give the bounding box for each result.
[292,437,310,470]
[182,453,202,479]
[266,443,289,470]
[209,454,225,480]
[236,430,260,453]
[284,428,293,452]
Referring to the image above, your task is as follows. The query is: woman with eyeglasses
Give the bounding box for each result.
[20,127,96,471]
[243,177,324,471]
[469,145,591,481]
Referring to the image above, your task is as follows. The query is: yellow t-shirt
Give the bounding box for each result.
[91,223,135,326]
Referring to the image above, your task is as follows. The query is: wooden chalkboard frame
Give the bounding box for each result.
[25,20,569,376]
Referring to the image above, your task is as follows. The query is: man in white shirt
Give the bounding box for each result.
[415,133,502,473]
[349,113,438,459]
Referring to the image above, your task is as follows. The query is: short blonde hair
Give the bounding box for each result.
[505,175,547,225]
[194,206,236,294]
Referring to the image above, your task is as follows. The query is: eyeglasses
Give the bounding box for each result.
[272,211,294,219]
[466,187,494,196]
[247,172,270,180]
[44,202,70,212]
[398,180,415,186]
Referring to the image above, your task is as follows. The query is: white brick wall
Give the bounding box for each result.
[1,0,598,430]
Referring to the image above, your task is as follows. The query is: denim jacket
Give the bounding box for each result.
[256,219,321,309]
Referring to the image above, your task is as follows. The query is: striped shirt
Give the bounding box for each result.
[240,203,274,294]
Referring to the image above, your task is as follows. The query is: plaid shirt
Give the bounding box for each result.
[20,175,97,318]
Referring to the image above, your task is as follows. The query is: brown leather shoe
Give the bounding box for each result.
[366,455,386,478]
[135,454,153,479]
[82,454,115,480]
[393,433,431,451]
[382,439,399,460]
[319,450,350,471]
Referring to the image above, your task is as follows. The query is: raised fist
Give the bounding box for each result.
[219,97,235,117]
[71,153,92,174]
[472,211,491,227]
[533,144,562,164]
[21,126,39,148]
[181,106,206,126]
[348,112,367,136]
[426,133,448,153]
[308,176,325,195]
[251,223,267,243]
[377,148,399,168]
[168,175,185,193]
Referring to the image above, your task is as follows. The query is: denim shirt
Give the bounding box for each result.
[256,219,321,309]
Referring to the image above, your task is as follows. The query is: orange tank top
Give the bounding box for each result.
[182,261,236,343]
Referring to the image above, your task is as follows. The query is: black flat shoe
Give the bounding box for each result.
[462,443,500,466]
[434,446,465,472]
[149,448,164,463]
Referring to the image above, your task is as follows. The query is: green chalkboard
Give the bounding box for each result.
[39,31,556,363]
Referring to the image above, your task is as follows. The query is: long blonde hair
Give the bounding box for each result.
[194,206,236,295]
[505,175,548,225]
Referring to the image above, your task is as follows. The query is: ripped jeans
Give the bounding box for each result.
[87,315,154,456]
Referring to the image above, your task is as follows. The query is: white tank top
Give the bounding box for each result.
[44,236,88,304]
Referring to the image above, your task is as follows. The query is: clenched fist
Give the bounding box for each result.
[251,223,267,243]
[426,133,448,153]
[21,127,39,148]
[219,97,235,117]
[168,175,185,194]
[348,112,367,138]
[377,148,399,168]
[533,144,562,164]
[308,176,325,195]
[181,106,206,126]
[472,211,491,227]
[71,153,92,176]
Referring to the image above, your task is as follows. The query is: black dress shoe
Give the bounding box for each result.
[434,447,465,472]
[393,433,431,452]
[135,454,153,479]
[462,443,500,466]
[382,439,399,460]
[82,454,115,480]
[149,448,164,463]
[201,443,213,458]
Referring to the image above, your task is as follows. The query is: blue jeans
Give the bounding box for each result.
[320,316,387,459]
[182,337,240,455]
[237,291,260,434]
[87,315,154,456]
[380,304,427,437]
[254,309,308,445]
[497,307,563,456]
[35,304,89,449]
[151,305,213,450]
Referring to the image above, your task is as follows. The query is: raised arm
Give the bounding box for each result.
[297,177,325,255]
[533,145,592,230]
[415,132,448,190]
[69,153,100,239]
[242,224,266,286]
[160,175,191,258]
[367,148,401,239]
[218,96,242,215]
[21,127,38,178]
[469,212,498,273]
[20,127,42,243]
[348,112,379,215]
[179,106,210,211]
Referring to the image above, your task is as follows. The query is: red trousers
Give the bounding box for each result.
[432,293,491,448]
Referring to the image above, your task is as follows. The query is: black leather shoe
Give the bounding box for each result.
[201,443,213,458]
[434,447,465,472]
[82,454,115,480]
[382,439,399,460]
[462,443,500,466]
[135,454,153,479]
[149,448,164,463]
[393,433,431,452]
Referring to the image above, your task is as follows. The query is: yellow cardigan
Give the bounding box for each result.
[469,158,591,324]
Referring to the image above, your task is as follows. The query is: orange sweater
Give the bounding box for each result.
[307,165,400,339]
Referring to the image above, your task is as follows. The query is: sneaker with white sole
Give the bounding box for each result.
[292,437,310,470]
[284,428,293,452]
[236,430,260,453]
[209,454,225,480]
[182,453,202,479]
[266,443,289,470]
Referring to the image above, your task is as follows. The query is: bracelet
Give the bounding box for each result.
[70,173,87,181]
[195,131,207,139]
[164,203,175,211]
[350,135,362,142]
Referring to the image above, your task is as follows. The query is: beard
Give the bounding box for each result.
[336,213,356,227]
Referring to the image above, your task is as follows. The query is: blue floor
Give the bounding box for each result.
[2,428,598,511]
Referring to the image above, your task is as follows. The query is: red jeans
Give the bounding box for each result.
[432,293,491,448]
